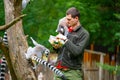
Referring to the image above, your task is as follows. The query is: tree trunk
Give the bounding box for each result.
[3,0,36,80]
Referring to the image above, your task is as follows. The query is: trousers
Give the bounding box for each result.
[54,69,83,80]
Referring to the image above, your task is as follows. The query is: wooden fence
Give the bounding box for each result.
[83,49,116,80]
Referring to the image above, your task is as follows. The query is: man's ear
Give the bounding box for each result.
[75,16,79,20]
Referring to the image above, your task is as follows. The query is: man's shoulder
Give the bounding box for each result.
[81,26,89,34]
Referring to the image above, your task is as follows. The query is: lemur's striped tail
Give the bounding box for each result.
[0,57,7,80]
[31,56,67,80]
[3,32,8,46]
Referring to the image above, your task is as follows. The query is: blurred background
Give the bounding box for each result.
[0,0,120,53]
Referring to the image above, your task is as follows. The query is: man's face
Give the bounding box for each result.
[66,14,78,27]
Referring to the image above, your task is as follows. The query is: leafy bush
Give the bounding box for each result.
[97,63,120,75]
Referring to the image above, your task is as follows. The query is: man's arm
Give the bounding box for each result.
[65,31,89,56]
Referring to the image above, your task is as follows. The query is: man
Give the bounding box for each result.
[53,7,90,80]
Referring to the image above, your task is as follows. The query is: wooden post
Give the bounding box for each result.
[84,49,106,80]
[99,54,105,80]
[116,45,120,80]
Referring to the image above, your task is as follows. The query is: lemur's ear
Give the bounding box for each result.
[30,37,39,46]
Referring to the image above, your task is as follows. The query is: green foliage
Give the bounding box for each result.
[80,0,120,52]
[114,32,120,45]
[0,0,5,36]
[0,0,120,52]
[0,0,5,25]
[114,13,120,19]
[97,63,120,75]
[113,13,120,46]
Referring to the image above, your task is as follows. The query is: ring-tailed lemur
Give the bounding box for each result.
[25,37,50,59]
[0,56,7,80]
[56,17,68,36]
[25,37,67,80]
[31,56,67,80]
[25,37,50,69]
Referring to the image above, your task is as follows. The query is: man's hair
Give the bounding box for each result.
[66,7,80,19]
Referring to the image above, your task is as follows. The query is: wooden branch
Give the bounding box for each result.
[0,14,26,31]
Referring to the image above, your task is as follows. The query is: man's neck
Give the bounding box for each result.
[73,21,81,30]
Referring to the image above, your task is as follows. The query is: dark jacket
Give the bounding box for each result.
[57,26,89,69]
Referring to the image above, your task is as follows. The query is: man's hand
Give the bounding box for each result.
[56,33,67,40]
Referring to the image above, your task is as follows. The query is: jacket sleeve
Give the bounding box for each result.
[64,31,89,56]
